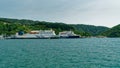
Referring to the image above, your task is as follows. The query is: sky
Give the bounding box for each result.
[0,0,120,27]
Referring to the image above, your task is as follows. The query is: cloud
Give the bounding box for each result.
[62,0,120,27]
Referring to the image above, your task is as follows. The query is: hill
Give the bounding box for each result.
[101,24,120,37]
[0,18,109,36]
[71,24,109,36]
[0,18,74,35]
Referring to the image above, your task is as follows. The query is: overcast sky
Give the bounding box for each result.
[0,0,120,27]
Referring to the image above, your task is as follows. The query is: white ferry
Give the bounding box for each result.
[59,31,80,38]
[10,29,58,39]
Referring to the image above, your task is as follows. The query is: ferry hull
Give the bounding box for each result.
[8,37,59,39]
[60,36,80,38]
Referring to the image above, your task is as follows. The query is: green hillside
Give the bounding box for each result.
[0,18,74,35]
[0,18,109,36]
[71,24,109,36]
[101,24,120,37]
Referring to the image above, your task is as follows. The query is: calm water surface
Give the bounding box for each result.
[0,38,120,68]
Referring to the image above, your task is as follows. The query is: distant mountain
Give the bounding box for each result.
[71,24,109,36]
[0,18,109,36]
[101,24,120,37]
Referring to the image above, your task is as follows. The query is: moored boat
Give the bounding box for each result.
[9,30,59,39]
[59,31,80,38]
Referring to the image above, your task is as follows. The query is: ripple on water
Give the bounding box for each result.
[0,38,120,68]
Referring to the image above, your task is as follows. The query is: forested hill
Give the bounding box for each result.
[101,24,120,37]
[0,18,74,35]
[0,18,109,36]
[72,24,109,36]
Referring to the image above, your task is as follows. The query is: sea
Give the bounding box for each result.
[0,38,120,68]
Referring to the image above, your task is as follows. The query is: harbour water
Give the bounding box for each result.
[0,38,120,68]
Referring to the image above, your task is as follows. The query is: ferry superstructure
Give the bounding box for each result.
[59,31,80,38]
[11,30,57,39]
[37,30,56,38]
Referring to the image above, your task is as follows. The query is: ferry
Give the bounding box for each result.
[59,31,80,38]
[10,30,58,39]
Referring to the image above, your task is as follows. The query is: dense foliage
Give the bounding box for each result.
[71,24,109,36]
[101,24,120,37]
[0,18,109,36]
